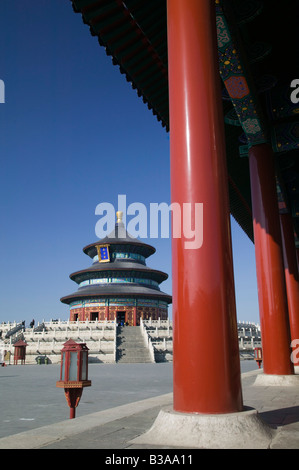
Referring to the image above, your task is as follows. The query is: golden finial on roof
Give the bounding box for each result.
[116,211,123,223]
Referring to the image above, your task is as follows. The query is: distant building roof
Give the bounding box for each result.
[61,212,172,305]
[83,212,156,259]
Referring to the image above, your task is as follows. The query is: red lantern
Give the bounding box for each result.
[56,339,91,419]
[13,340,28,365]
[254,347,263,369]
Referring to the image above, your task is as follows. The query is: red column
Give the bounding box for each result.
[133,307,137,326]
[280,212,299,366]
[167,0,242,414]
[248,144,293,375]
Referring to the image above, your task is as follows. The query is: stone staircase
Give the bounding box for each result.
[116,326,153,363]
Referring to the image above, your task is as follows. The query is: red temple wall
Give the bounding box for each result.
[69,304,168,325]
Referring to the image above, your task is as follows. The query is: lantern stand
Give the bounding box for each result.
[254,347,263,369]
[56,339,91,419]
[13,340,28,365]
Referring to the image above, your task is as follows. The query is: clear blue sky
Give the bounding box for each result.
[0,0,260,326]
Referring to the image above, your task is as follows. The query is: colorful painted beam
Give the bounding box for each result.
[216,0,268,147]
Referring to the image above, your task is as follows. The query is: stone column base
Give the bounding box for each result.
[254,373,299,386]
[130,406,275,449]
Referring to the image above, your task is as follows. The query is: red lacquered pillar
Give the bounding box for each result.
[248,144,293,375]
[133,306,137,326]
[167,0,243,414]
[280,212,299,366]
